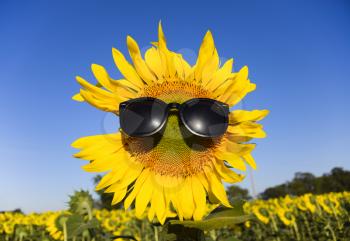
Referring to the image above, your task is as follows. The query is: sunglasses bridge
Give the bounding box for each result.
[168,102,181,110]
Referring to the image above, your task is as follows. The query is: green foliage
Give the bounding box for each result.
[226,185,251,203]
[65,215,99,238]
[260,167,350,199]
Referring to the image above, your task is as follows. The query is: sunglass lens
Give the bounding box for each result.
[181,99,228,137]
[120,99,167,137]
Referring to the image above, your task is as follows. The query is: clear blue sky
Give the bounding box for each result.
[1,0,349,213]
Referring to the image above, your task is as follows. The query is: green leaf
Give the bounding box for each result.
[169,200,252,231]
[206,199,246,219]
[159,224,205,241]
[66,215,99,238]
[170,214,252,231]
[220,237,242,241]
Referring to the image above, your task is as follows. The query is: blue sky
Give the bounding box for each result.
[0,0,349,213]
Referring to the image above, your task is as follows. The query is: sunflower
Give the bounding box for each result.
[46,212,69,241]
[276,207,296,226]
[72,23,268,224]
[252,205,270,224]
[300,194,316,213]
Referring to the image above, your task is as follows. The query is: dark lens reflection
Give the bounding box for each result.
[181,99,228,137]
[120,99,167,136]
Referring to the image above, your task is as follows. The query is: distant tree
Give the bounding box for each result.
[0,208,22,213]
[317,167,350,193]
[288,172,316,195]
[260,184,289,199]
[260,167,350,199]
[226,185,251,203]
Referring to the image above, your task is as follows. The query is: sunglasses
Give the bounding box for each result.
[119,97,229,138]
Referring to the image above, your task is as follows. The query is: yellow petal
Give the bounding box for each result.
[151,183,166,224]
[147,206,155,222]
[73,138,123,160]
[191,176,207,220]
[111,187,127,205]
[205,58,233,91]
[135,174,153,218]
[164,177,184,221]
[91,64,137,99]
[226,134,252,143]
[76,76,117,100]
[173,54,192,80]
[157,22,177,78]
[201,48,219,84]
[76,76,124,113]
[212,158,245,183]
[192,31,217,82]
[112,48,144,88]
[91,64,115,91]
[72,93,84,102]
[197,172,220,204]
[124,169,151,209]
[178,178,195,219]
[73,80,103,103]
[127,36,156,85]
[110,78,140,93]
[72,133,122,150]
[215,151,246,171]
[220,66,256,106]
[79,89,118,113]
[229,110,269,124]
[95,160,131,190]
[74,138,124,161]
[82,149,129,172]
[145,47,164,80]
[205,167,231,207]
[243,153,257,169]
[227,122,267,138]
[117,163,144,189]
[225,141,256,155]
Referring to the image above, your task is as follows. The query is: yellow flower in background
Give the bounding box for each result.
[317,195,333,214]
[72,23,268,224]
[328,193,341,210]
[276,207,295,226]
[3,223,14,235]
[296,198,308,211]
[46,212,70,241]
[0,192,350,240]
[252,205,270,224]
[301,194,317,213]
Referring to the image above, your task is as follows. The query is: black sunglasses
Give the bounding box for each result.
[119,97,229,138]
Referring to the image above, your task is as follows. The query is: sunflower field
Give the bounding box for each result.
[1,191,349,241]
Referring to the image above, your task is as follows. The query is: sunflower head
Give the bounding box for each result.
[68,190,94,216]
[72,23,268,224]
[46,212,69,241]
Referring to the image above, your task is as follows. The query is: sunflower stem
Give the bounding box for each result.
[159,223,205,241]
[301,212,313,240]
[63,220,68,241]
[154,226,159,241]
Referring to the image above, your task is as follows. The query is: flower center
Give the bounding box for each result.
[123,81,223,177]
[139,81,211,103]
